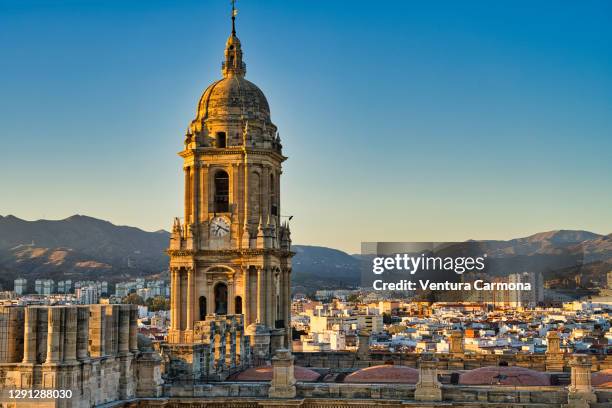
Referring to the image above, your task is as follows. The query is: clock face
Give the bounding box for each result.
[210,216,230,237]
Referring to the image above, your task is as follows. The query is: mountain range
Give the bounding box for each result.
[0,214,610,292]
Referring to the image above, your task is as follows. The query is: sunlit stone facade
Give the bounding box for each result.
[166,12,292,359]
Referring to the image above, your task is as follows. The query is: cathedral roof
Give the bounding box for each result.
[195,75,270,124]
[458,366,550,386]
[592,369,612,388]
[344,365,419,384]
[229,365,321,382]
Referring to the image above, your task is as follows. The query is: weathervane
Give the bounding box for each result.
[231,0,238,36]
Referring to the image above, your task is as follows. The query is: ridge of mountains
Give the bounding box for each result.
[0,215,610,292]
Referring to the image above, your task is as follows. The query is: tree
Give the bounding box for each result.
[123,293,145,305]
[146,296,170,311]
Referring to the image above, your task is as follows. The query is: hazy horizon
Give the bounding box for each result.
[1,0,611,254]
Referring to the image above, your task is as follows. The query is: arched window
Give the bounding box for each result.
[235,296,242,315]
[199,296,207,320]
[214,170,229,212]
[214,283,228,315]
[270,173,278,216]
[216,132,226,148]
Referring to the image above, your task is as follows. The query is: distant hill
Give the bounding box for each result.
[291,245,361,290]
[0,215,170,291]
[0,215,610,292]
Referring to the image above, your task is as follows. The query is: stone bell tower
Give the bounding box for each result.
[166,5,293,356]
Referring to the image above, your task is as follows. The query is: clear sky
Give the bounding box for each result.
[1,0,611,253]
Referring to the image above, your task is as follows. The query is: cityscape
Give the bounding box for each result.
[0,1,611,408]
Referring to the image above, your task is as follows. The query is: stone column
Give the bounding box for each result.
[448,329,465,370]
[546,330,564,371]
[257,267,264,324]
[230,163,241,247]
[245,322,270,366]
[76,306,89,360]
[415,354,442,401]
[206,281,214,315]
[244,266,251,326]
[228,320,237,369]
[184,166,191,223]
[135,351,163,398]
[567,354,596,407]
[285,269,292,349]
[228,277,235,315]
[269,270,276,326]
[4,307,24,363]
[186,268,194,331]
[129,305,139,353]
[105,305,117,356]
[199,164,208,222]
[118,305,130,354]
[266,269,273,327]
[192,162,200,227]
[357,330,370,361]
[23,307,38,363]
[45,307,62,363]
[64,307,78,362]
[268,348,296,399]
[170,268,179,331]
[278,270,284,327]
[89,305,105,357]
[449,330,464,355]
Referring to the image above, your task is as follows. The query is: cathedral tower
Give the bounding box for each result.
[167,8,292,352]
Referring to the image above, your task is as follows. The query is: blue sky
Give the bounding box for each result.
[1,0,611,253]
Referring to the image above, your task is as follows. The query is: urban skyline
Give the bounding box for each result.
[1,1,611,253]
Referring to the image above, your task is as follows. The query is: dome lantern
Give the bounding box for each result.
[222,1,246,78]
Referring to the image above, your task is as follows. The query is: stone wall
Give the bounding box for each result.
[293,350,612,372]
[0,304,162,408]
[161,314,252,383]
[113,383,612,408]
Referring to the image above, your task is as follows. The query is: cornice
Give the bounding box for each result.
[179,147,287,162]
[167,248,295,258]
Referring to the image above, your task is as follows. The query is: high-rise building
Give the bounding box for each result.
[508,271,543,307]
[14,278,27,295]
[34,279,55,295]
[167,14,292,351]
[57,280,72,294]
[76,285,99,304]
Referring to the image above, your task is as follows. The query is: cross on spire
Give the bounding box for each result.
[231,0,237,36]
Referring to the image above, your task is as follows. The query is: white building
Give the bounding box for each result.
[14,278,27,295]
[35,279,55,295]
[76,285,99,304]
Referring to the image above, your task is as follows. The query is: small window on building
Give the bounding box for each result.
[235,296,242,315]
[199,296,207,320]
[216,132,226,148]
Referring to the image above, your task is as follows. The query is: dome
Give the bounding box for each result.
[344,365,419,384]
[185,15,280,147]
[229,365,320,382]
[459,366,550,386]
[592,369,612,388]
[195,76,270,123]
